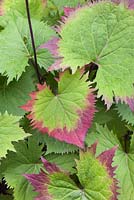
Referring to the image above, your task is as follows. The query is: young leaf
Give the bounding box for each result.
[0,68,35,116]
[86,124,134,200]
[25,143,118,200]
[0,136,43,200]
[0,112,30,158]
[52,2,134,108]
[22,69,95,148]
[0,16,55,82]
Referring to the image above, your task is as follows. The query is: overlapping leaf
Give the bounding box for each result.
[2,0,46,19]
[43,134,78,154]
[112,0,134,9]
[49,0,85,11]
[93,100,127,138]
[0,136,43,200]
[51,2,134,108]
[126,98,134,112]
[25,143,118,200]
[0,195,13,200]
[20,117,78,154]
[46,153,78,173]
[22,69,95,148]
[0,112,30,158]
[116,102,134,125]
[0,16,55,82]
[0,68,35,115]
[86,124,134,200]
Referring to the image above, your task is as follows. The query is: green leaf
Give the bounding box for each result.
[86,124,134,200]
[46,153,78,173]
[0,112,30,158]
[22,69,95,148]
[26,144,118,200]
[50,0,85,11]
[129,134,134,154]
[93,100,127,138]
[0,68,35,116]
[42,0,86,25]
[0,194,13,200]
[0,136,43,200]
[43,134,78,154]
[20,116,78,154]
[116,102,134,125]
[0,16,55,82]
[2,0,46,20]
[57,2,134,106]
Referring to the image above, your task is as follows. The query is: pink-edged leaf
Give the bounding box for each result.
[0,0,3,16]
[112,0,134,9]
[128,0,134,8]
[25,172,52,200]
[41,157,60,173]
[64,7,76,17]
[22,69,96,148]
[77,145,119,200]
[126,97,134,112]
[49,1,134,109]
[40,37,59,57]
[97,147,119,200]
[25,158,79,200]
[24,158,61,200]
[25,143,118,200]
[39,37,65,71]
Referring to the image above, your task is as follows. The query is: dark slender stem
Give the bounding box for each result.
[25,0,42,84]
[124,131,131,153]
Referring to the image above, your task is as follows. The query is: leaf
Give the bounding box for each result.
[0,68,35,116]
[20,117,78,154]
[126,98,134,112]
[43,134,78,154]
[93,100,127,138]
[129,134,134,154]
[53,2,134,108]
[25,143,118,200]
[46,153,78,173]
[2,0,46,19]
[50,0,85,11]
[0,136,43,200]
[42,0,86,25]
[0,112,30,158]
[76,144,118,200]
[0,16,55,82]
[0,194,13,200]
[86,124,134,200]
[116,102,134,125]
[112,0,134,9]
[22,69,95,148]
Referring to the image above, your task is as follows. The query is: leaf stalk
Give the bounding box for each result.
[25,0,42,84]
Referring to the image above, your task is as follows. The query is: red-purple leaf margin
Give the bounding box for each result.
[24,158,61,200]
[21,71,96,148]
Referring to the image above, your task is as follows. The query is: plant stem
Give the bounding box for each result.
[124,131,131,153]
[25,0,42,84]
